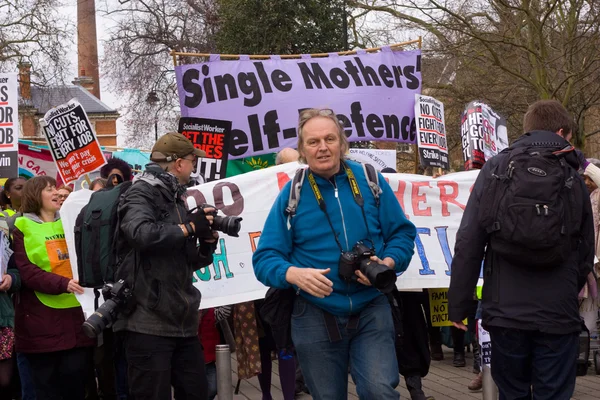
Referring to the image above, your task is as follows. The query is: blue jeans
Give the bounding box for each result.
[489,327,578,400]
[292,295,400,400]
[17,353,36,400]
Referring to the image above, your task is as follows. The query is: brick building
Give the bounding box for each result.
[17,64,119,147]
[17,0,118,147]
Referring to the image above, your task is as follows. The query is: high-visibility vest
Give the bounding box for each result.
[476,285,483,300]
[14,216,80,309]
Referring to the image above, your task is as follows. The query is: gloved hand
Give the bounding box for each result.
[575,149,590,171]
[188,207,214,240]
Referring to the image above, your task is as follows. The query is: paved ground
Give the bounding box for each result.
[228,346,600,399]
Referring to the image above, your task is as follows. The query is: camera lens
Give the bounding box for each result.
[82,298,119,338]
[361,260,397,293]
[213,215,243,237]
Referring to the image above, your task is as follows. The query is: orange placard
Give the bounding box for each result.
[45,239,73,279]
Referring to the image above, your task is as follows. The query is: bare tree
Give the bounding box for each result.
[0,0,72,85]
[349,0,600,149]
[99,0,218,148]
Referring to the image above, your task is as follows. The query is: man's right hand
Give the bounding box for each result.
[286,267,333,298]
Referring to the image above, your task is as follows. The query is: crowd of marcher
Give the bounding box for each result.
[0,100,598,400]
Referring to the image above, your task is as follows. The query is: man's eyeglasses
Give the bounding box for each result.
[182,156,198,168]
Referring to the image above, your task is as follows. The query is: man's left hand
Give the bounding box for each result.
[205,231,219,244]
[355,256,395,286]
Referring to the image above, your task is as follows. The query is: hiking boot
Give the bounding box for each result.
[453,352,466,367]
[430,343,444,361]
[468,372,483,391]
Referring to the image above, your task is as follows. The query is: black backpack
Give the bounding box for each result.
[479,146,581,268]
[75,181,133,288]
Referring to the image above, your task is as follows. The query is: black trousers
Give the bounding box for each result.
[124,332,207,400]
[25,347,92,400]
[489,327,578,400]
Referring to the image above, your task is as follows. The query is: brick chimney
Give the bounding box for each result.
[18,62,32,100]
[77,0,101,99]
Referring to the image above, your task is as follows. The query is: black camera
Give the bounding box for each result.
[201,204,243,237]
[82,280,134,338]
[338,242,397,293]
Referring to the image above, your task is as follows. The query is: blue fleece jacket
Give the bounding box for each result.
[252,160,416,316]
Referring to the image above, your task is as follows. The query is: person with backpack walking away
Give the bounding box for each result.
[113,132,218,400]
[253,108,416,400]
[12,176,94,400]
[448,99,594,400]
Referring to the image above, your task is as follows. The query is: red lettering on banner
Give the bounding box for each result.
[411,182,432,216]
[277,172,291,191]
[437,181,466,216]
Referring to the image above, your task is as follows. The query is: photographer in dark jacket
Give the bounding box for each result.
[448,100,594,400]
[114,132,218,400]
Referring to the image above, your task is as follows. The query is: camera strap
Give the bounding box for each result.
[307,162,374,251]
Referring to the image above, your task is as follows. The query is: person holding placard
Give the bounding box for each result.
[12,176,93,400]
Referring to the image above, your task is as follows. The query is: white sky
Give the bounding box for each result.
[61,1,126,147]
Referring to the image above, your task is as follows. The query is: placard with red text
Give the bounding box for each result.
[40,99,106,184]
[179,117,232,182]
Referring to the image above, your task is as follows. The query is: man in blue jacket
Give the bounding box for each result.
[253,108,416,399]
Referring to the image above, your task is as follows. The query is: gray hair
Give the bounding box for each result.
[297,108,349,164]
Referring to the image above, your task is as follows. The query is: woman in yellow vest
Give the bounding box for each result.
[1,177,26,214]
[12,176,93,400]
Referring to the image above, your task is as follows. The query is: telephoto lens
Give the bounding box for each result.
[82,280,133,338]
[82,298,120,338]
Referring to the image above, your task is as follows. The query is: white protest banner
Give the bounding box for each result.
[415,94,448,169]
[0,73,19,178]
[348,148,397,171]
[40,99,107,184]
[62,162,481,318]
[176,49,422,159]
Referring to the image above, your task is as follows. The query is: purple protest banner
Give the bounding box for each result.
[175,48,422,159]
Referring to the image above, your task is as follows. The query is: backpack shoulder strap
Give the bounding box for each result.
[285,168,306,217]
[285,168,306,229]
[362,163,382,207]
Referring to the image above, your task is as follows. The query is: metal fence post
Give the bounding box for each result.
[216,344,233,400]
[482,363,498,399]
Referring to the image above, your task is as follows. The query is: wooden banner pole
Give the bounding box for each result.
[170,39,421,66]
